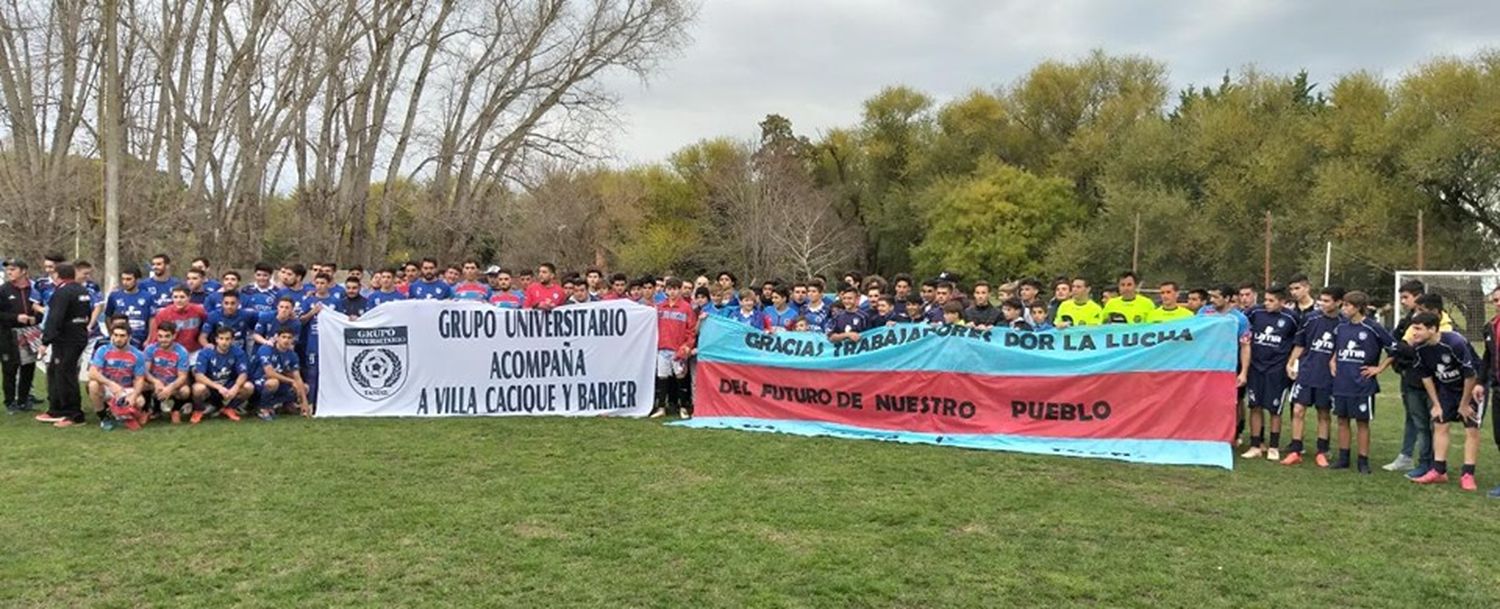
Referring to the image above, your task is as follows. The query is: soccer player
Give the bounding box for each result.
[1281,286,1344,466]
[762,286,799,333]
[299,273,344,404]
[1185,288,1208,314]
[181,269,212,306]
[149,286,208,355]
[27,253,63,316]
[963,281,1002,330]
[202,290,256,354]
[104,267,156,348]
[341,277,368,319]
[1017,278,1042,310]
[1028,302,1053,331]
[453,260,492,302]
[241,263,280,314]
[204,270,242,313]
[790,281,809,311]
[651,277,697,419]
[904,295,927,326]
[1236,282,1259,312]
[253,297,303,348]
[396,261,418,296]
[1000,298,1028,330]
[487,268,523,309]
[140,254,181,309]
[1386,281,1444,475]
[927,282,956,323]
[191,258,222,293]
[584,268,606,300]
[868,295,902,328]
[1145,281,1193,323]
[87,323,149,431]
[1101,271,1155,324]
[407,258,453,301]
[1476,286,1500,497]
[253,327,309,420]
[1053,277,1102,328]
[941,301,965,326]
[828,287,868,343]
[563,277,594,307]
[1407,313,1482,489]
[601,273,630,301]
[802,280,832,330]
[367,269,408,310]
[523,263,566,310]
[1329,290,1397,473]
[715,272,740,307]
[193,327,252,422]
[1286,273,1317,321]
[891,274,913,303]
[725,289,764,329]
[144,323,193,423]
[1242,285,1299,461]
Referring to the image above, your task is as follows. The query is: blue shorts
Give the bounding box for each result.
[253,378,292,405]
[1247,369,1289,414]
[1332,395,1375,421]
[1289,382,1332,410]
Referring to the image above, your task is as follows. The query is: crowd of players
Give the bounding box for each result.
[1,254,1497,496]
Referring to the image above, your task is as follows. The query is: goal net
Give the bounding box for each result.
[1393,270,1500,344]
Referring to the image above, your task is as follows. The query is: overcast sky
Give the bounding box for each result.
[600,0,1500,164]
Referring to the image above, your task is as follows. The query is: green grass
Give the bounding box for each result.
[2,370,1498,608]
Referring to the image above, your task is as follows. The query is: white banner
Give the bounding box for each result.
[315,300,657,418]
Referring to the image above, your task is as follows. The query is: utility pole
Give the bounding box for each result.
[102,0,122,290]
[1263,210,1272,289]
[1416,209,1425,271]
[1131,212,1141,274]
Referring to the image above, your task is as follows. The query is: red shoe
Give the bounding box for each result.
[1315,453,1330,468]
[189,411,203,425]
[1280,452,1302,466]
[1411,470,1449,485]
[223,409,241,422]
[34,413,64,423]
[1461,473,1478,491]
[135,410,150,427]
[170,411,181,425]
[122,417,142,431]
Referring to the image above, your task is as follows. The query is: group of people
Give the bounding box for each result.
[2,254,1497,496]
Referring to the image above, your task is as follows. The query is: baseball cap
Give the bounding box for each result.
[2,257,26,269]
[484,265,502,275]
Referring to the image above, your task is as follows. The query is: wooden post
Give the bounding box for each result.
[1132,212,1140,274]
[102,0,122,290]
[1416,209,1425,271]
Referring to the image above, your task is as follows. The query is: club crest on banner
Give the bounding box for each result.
[345,326,409,401]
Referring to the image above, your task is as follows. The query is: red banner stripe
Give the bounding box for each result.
[694,361,1236,442]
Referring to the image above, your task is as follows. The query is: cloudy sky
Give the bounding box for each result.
[601,0,1500,164]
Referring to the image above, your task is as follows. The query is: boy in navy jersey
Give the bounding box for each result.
[827,287,868,343]
[1408,313,1483,490]
[253,328,309,420]
[802,280,831,330]
[104,267,155,348]
[1286,273,1318,322]
[1282,286,1345,467]
[868,295,902,328]
[194,327,251,421]
[1329,291,1398,473]
[1242,286,1299,461]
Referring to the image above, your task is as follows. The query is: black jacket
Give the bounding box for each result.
[41,282,91,346]
[0,281,35,358]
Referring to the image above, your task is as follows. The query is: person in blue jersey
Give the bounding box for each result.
[1329,291,1398,473]
[240,263,280,314]
[104,267,156,348]
[1027,302,1053,332]
[201,291,256,354]
[253,297,303,349]
[789,281,809,311]
[140,254,181,309]
[143,324,193,423]
[1281,286,1345,467]
[26,253,63,316]
[182,269,213,306]
[409,258,453,301]
[253,327,309,420]
[367,268,408,310]
[715,272,740,309]
[797,281,830,330]
[204,270,241,313]
[762,286,799,333]
[827,287,869,343]
[192,327,252,422]
[190,258,223,293]
[1205,284,1253,443]
[1407,313,1483,490]
[298,273,344,407]
[724,288,764,329]
[1242,285,1299,462]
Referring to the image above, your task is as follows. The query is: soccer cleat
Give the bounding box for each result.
[1488,485,1500,499]
[190,411,204,425]
[170,411,181,425]
[257,409,275,422]
[1406,465,1431,480]
[52,419,76,428]
[1315,453,1330,468]
[99,419,118,432]
[1280,452,1302,466]
[1357,462,1372,475]
[1460,473,1478,491]
[1382,454,1413,471]
[1240,447,1264,459]
[1266,448,1281,461]
[648,408,666,419]
[34,413,64,423]
[1329,459,1350,470]
[1410,470,1448,485]
[678,409,692,420]
[223,409,241,422]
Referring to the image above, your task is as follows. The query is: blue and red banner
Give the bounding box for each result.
[672,315,1240,468]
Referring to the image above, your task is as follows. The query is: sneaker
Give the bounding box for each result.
[99,419,118,432]
[677,409,692,420]
[189,411,203,425]
[1315,453,1330,468]
[1330,459,1350,470]
[1357,462,1372,475]
[12,400,33,412]
[1460,473,1478,491]
[1410,470,1448,485]
[223,409,241,422]
[257,409,275,422]
[1488,485,1500,499]
[1266,448,1281,462]
[52,419,76,428]
[1382,454,1414,471]
[170,411,181,425]
[1240,447,1264,459]
[34,413,64,423]
[1280,452,1302,466]
[648,408,666,419]
[1406,464,1432,480]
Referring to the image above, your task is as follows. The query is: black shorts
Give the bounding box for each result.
[1289,382,1332,410]
[1247,368,1289,414]
[1332,395,1375,422]
[1437,392,1486,429]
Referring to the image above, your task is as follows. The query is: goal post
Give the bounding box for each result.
[1392,270,1500,343]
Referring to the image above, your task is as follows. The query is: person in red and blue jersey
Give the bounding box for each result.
[409,258,453,301]
[140,254,181,309]
[190,258,222,293]
[452,259,492,302]
[1329,290,1398,474]
[144,324,193,423]
[253,327,308,420]
[827,287,868,343]
[1242,285,1299,462]
[87,323,148,431]
[1409,312,1483,490]
[725,288,764,329]
[366,268,407,310]
[486,267,523,309]
[202,290,257,354]
[253,297,303,350]
[524,263,566,310]
[204,270,241,313]
[183,269,213,306]
[762,286,799,333]
[1281,286,1345,467]
[104,267,155,348]
[193,326,252,421]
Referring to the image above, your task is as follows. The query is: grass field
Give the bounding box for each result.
[2,370,1498,608]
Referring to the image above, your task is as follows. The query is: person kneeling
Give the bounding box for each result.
[87,324,149,431]
[193,327,253,422]
[252,328,310,421]
[144,323,194,424]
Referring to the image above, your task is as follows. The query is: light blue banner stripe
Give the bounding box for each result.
[698,315,1238,376]
[670,417,1233,469]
